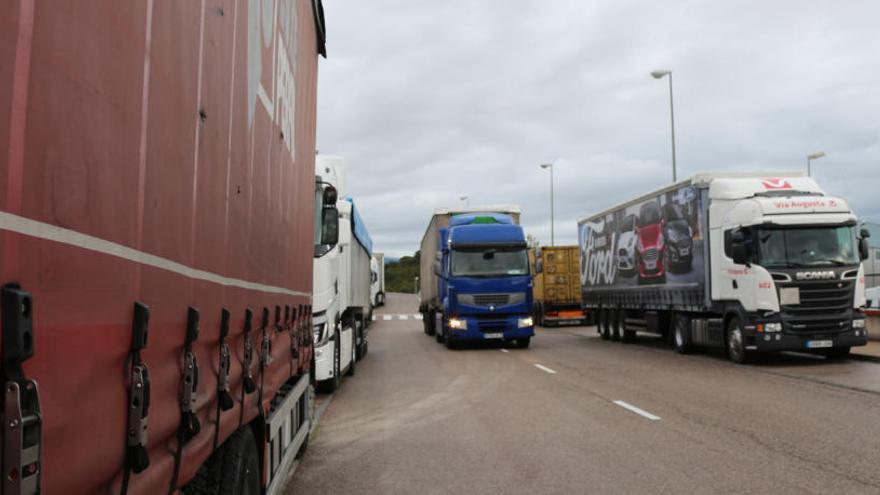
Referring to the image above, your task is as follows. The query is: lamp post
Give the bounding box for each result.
[414,276,419,295]
[651,69,677,182]
[540,163,555,246]
[459,195,469,206]
[806,151,826,176]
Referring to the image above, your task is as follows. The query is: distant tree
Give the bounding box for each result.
[385,250,421,293]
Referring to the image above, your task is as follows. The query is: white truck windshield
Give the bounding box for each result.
[756,226,858,267]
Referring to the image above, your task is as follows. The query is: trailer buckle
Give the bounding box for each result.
[2,285,41,495]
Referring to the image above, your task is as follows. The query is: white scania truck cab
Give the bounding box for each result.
[313,156,373,393]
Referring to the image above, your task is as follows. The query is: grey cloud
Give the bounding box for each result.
[318,0,880,257]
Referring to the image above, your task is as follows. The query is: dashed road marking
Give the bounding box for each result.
[500,349,510,353]
[383,315,392,321]
[398,315,408,320]
[371,314,376,321]
[612,400,661,421]
[413,314,423,320]
[534,364,556,374]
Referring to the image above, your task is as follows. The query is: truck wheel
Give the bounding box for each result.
[726,317,750,364]
[618,308,634,343]
[821,347,850,360]
[610,309,621,341]
[436,323,445,343]
[183,426,261,495]
[346,326,356,376]
[672,314,693,354]
[599,308,611,340]
[515,337,531,349]
[426,311,436,336]
[445,335,456,350]
[317,329,341,393]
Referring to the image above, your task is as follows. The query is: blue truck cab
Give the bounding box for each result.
[433,213,535,348]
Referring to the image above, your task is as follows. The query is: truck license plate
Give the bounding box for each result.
[806,340,833,349]
[483,332,503,339]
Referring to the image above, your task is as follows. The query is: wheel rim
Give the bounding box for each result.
[674,321,683,347]
[728,326,743,359]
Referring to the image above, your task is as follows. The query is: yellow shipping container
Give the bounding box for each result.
[529,245,587,326]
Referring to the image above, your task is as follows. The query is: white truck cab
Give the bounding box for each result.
[313,156,373,393]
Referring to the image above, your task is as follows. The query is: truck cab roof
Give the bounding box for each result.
[449,223,526,248]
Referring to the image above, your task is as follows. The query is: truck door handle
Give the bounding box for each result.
[732,280,738,289]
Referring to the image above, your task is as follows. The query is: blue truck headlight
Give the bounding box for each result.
[448,317,467,330]
[518,316,534,328]
[853,319,866,329]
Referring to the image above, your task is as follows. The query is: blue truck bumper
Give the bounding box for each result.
[446,315,534,341]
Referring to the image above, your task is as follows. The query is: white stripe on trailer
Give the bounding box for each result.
[612,400,661,421]
[398,314,408,320]
[0,211,310,297]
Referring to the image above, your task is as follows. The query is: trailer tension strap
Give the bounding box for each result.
[257,308,272,419]
[239,309,255,429]
[120,302,151,495]
[213,309,234,452]
[168,307,201,494]
[2,284,42,495]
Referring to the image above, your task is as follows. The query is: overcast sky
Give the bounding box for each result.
[316,0,880,258]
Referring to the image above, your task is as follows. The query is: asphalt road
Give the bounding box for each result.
[287,293,880,494]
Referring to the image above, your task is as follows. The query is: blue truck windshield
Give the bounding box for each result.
[450,247,529,277]
[756,225,858,267]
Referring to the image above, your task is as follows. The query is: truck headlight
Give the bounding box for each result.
[313,323,326,344]
[764,322,782,333]
[518,316,534,328]
[853,319,866,329]
[448,317,467,330]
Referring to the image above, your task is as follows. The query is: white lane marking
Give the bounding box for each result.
[499,349,510,353]
[612,400,661,421]
[382,315,392,321]
[398,314,408,320]
[371,314,376,321]
[0,212,309,297]
[413,314,423,320]
[534,364,556,374]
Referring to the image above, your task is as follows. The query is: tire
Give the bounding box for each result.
[377,292,385,306]
[618,308,635,343]
[426,311,436,337]
[726,317,749,364]
[316,328,341,393]
[599,308,611,340]
[445,334,456,350]
[182,427,260,495]
[672,313,693,354]
[346,325,356,376]
[821,347,851,360]
[515,337,531,349]
[610,308,621,341]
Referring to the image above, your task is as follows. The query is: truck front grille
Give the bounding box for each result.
[458,293,525,307]
[779,279,854,334]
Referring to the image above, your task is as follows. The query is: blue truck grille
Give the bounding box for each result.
[458,293,524,307]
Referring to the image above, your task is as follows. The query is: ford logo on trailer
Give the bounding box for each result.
[795,271,836,281]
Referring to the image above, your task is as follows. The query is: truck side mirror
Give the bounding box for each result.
[859,237,870,261]
[535,259,543,274]
[320,208,339,245]
[860,227,870,239]
[323,186,337,206]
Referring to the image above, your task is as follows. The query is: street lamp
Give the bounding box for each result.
[414,276,419,295]
[540,163,555,246]
[806,151,826,177]
[459,195,469,206]
[651,69,677,182]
